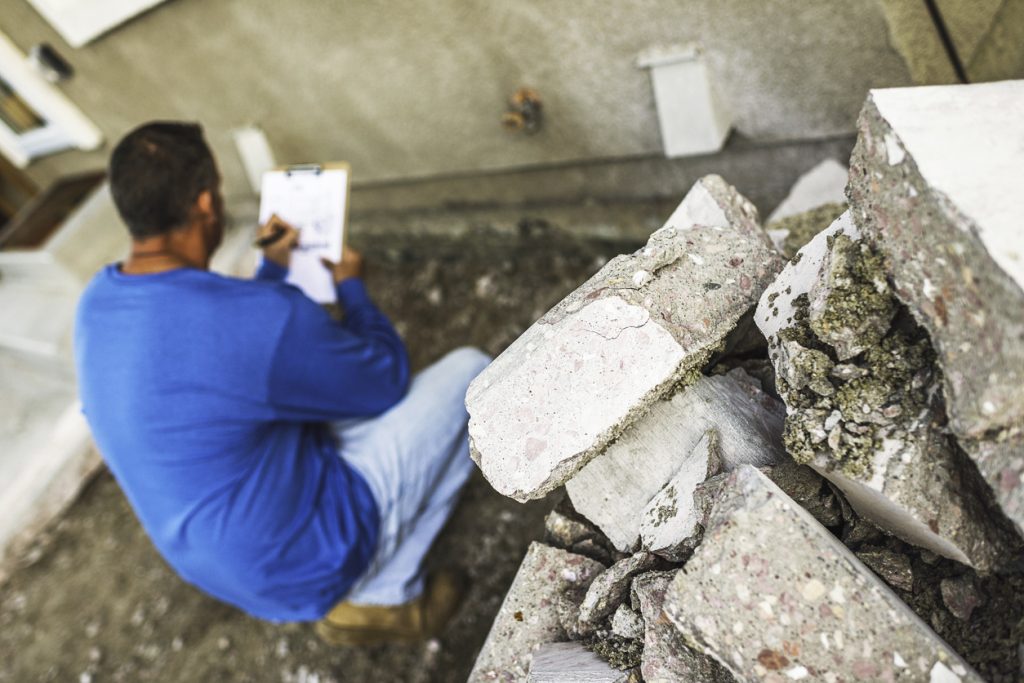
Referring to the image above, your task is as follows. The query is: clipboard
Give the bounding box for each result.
[258,162,352,304]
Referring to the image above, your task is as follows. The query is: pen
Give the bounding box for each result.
[253,225,287,248]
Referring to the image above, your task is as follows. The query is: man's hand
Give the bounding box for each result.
[321,245,364,285]
[257,215,300,268]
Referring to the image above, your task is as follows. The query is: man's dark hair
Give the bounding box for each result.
[108,122,218,239]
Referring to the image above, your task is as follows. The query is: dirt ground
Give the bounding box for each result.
[0,223,640,683]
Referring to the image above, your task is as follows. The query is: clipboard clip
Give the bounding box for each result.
[285,163,323,176]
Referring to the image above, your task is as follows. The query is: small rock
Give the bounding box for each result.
[544,506,600,550]
[84,621,100,638]
[88,647,102,663]
[578,552,660,628]
[217,636,231,651]
[856,547,914,592]
[611,604,644,640]
[940,575,984,621]
[171,637,183,652]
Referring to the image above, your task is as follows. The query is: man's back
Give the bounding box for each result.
[75,263,408,620]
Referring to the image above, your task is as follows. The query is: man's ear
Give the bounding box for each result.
[195,190,214,216]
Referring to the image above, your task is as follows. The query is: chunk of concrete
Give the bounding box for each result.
[527,642,632,683]
[610,604,644,640]
[469,543,605,682]
[849,83,1024,439]
[466,176,783,501]
[633,571,734,683]
[849,83,1024,533]
[756,219,1015,570]
[578,552,659,628]
[664,465,982,682]
[767,158,849,224]
[566,372,786,552]
[638,430,722,561]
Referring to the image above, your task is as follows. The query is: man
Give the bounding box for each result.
[74,121,490,644]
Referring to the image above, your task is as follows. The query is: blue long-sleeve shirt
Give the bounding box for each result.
[74,259,409,621]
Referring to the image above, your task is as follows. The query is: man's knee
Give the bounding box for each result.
[442,346,491,377]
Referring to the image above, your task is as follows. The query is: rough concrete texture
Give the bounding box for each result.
[849,82,1024,533]
[664,465,982,682]
[849,82,1024,435]
[467,176,783,501]
[527,642,634,683]
[755,215,1015,570]
[638,430,722,561]
[610,605,644,641]
[566,371,786,552]
[632,571,734,683]
[469,542,605,682]
[577,552,659,629]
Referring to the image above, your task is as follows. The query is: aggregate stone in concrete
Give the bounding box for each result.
[466,175,783,501]
[848,83,1024,533]
[663,465,982,682]
[469,542,605,682]
[566,371,786,552]
[527,642,633,683]
[755,215,1013,570]
[638,430,722,561]
[577,552,659,628]
[632,571,734,683]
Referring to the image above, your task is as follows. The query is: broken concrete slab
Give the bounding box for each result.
[566,371,786,552]
[577,552,659,629]
[849,82,1024,440]
[638,430,722,561]
[527,642,633,683]
[664,465,982,682]
[469,543,605,682]
[632,571,734,683]
[466,176,783,502]
[848,83,1024,533]
[756,218,1015,570]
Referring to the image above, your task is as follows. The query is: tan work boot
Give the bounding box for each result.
[314,569,464,646]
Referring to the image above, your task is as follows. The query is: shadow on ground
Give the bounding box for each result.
[0,224,641,682]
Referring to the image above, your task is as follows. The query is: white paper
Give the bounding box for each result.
[258,167,348,303]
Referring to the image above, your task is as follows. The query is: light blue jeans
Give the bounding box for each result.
[333,347,491,606]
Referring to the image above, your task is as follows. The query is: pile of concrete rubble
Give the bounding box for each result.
[465,81,1024,683]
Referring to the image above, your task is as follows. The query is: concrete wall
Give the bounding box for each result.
[0,0,918,198]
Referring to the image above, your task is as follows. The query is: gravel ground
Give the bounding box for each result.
[0,223,641,683]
